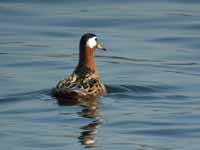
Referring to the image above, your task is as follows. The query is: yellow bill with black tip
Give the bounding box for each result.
[96,44,106,51]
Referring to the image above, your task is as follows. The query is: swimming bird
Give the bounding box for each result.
[52,33,107,100]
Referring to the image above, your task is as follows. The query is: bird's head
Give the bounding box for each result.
[79,33,106,51]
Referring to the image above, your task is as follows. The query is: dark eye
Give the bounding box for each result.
[95,37,98,42]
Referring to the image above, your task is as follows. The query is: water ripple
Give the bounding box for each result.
[133,128,200,138]
[107,84,177,94]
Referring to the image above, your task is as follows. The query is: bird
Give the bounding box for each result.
[52,33,107,100]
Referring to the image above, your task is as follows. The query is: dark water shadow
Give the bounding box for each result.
[56,97,103,148]
[106,83,176,95]
[0,89,50,104]
[0,51,162,66]
[0,52,9,55]
[96,55,164,64]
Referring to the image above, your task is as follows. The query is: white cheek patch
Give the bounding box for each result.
[86,37,97,48]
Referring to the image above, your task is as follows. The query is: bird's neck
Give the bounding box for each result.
[77,47,98,75]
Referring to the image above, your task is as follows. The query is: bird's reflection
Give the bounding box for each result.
[56,97,104,148]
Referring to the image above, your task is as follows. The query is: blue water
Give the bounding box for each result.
[1,0,200,149]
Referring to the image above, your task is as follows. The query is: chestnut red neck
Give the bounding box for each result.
[77,46,98,75]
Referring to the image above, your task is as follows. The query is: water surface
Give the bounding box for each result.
[0,0,200,150]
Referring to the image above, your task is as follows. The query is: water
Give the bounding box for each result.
[0,0,200,149]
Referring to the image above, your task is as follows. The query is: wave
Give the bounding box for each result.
[0,89,50,104]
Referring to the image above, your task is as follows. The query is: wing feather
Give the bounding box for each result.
[54,72,106,99]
